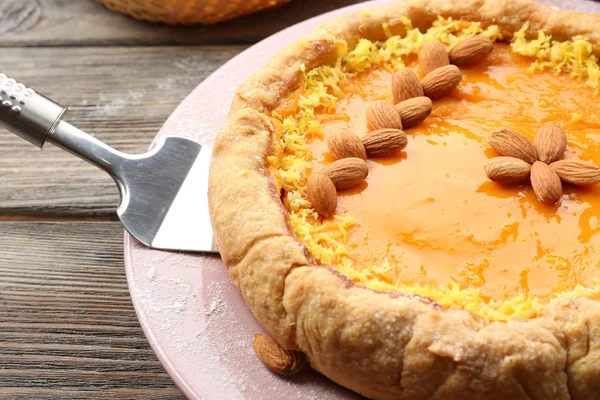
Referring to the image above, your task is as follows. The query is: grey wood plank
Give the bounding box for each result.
[0,0,365,47]
[0,45,245,217]
[0,220,184,399]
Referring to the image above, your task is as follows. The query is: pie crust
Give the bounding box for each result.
[208,1,600,398]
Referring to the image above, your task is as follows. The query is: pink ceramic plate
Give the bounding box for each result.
[124,0,600,398]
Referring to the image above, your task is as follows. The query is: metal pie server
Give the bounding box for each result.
[0,73,217,253]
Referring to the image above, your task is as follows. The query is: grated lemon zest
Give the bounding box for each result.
[345,17,502,72]
[511,22,600,93]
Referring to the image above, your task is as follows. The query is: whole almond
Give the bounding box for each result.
[531,161,562,204]
[488,128,538,164]
[327,128,366,160]
[421,65,462,100]
[550,160,600,186]
[418,39,449,75]
[322,157,368,190]
[366,101,403,131]
[534,124,567,164]
[396,96,433,128]
[484,156,531,184]
[362,128,408,157]
[307,173,337,217]
[392,68,424,103]
[449,34,494,66]
[252,334,305,376]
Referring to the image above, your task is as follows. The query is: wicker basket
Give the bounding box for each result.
[98,0,293,25]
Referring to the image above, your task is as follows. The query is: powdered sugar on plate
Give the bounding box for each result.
[125,239,356,399]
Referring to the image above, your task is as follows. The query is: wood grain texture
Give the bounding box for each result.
[0,45,245,217]
[0,0,41,34]
[0,221,184,399]
[0,0,365,47]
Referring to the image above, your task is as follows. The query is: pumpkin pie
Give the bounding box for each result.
[208,0,600,398]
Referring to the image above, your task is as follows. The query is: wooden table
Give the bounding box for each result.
[0,1,363,398]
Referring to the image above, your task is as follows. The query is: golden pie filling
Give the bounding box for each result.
[271,18,600,321]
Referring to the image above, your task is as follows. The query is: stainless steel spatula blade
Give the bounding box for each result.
[115,136,215,252]
[124,137,215,252]
[0,73,217,253]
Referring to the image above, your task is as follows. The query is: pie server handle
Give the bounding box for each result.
[0,73,67,148]
[0,72,131,176]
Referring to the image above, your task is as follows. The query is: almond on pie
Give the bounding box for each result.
[208,0,600,398]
